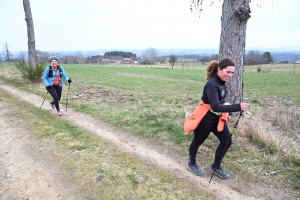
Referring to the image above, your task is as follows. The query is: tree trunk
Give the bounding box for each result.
[218,0,251,104]
[23,0,37,69]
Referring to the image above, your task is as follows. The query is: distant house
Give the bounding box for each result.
[295,60,300,64]
[102,59,110,64]
[133,61,138,64]
[122,58,131,64]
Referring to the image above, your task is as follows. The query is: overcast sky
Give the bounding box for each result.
[1,0,300,53]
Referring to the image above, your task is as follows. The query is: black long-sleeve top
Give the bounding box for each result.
[201,74,241,123]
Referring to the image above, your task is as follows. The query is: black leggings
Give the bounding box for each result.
[189,119,232,168]
[46,85,62,111]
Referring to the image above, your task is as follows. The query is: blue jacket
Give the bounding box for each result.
[42,65,70,87]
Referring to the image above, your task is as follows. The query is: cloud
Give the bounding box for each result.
[0,0,299,52]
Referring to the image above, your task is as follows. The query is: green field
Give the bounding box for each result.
[0,62,299,198]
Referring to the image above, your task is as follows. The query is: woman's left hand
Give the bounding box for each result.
[240,103,250,111]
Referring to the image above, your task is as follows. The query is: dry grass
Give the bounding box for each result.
[235,101,300,165]
[244,63,300,74]
[238,118,283,154]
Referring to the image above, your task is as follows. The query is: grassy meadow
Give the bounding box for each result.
[0,62,299,198]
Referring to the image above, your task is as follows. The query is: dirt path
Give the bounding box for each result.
[0,102,78,199]
[0,79,293,200]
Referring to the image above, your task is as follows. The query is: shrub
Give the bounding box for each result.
[256,65,262,72]
[15,60,45,84]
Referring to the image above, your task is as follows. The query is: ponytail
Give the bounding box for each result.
[206,60,218,80]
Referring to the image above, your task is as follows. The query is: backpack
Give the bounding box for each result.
[48,66,63,78]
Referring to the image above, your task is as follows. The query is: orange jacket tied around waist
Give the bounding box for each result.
[184,100,229,135]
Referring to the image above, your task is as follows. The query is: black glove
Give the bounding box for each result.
[68,78,72,83]
[46,85,52,91]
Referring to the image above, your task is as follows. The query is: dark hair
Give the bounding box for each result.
[49,56,58,62]
[206,58,235,80]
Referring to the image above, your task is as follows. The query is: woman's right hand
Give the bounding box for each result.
[240,103,250,111]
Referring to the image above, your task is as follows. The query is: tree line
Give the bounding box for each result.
[104,51,136,58]
[2,43,294,66]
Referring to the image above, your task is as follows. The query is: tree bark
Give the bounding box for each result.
[23,0,37,69]
[218,0,251,104]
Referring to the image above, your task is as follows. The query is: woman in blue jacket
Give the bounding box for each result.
[42,56,72,116]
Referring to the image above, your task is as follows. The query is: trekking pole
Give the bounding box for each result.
[209,111,243,183]
[40,91,49,109]
[65,82,71,111]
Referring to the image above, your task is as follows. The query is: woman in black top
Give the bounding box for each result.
[187,58,250,179]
